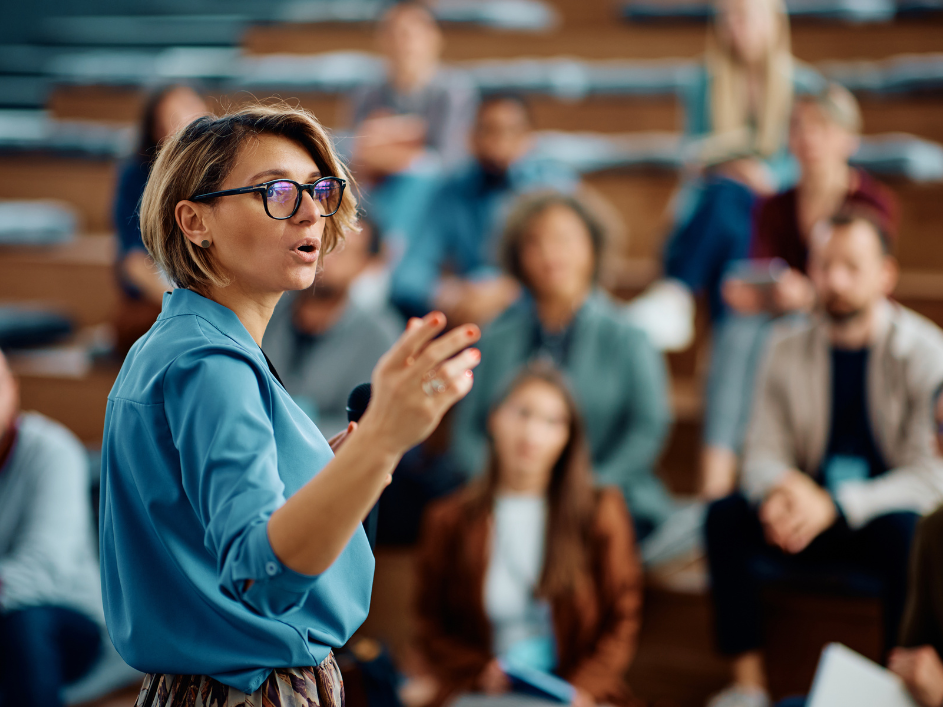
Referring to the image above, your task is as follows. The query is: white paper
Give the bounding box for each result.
[807,643,918,707]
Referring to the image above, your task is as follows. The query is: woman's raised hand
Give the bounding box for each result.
[358,312,481,457]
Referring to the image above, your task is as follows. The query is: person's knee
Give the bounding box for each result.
[0,607,62,676]
[870,511,921,549]
[862,512,921,573]
[0,607,58,645]
[705,493,754,547]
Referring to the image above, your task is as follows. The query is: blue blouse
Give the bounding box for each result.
[99,288,375,693]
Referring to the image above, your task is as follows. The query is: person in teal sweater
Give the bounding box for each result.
[450,191,675,537]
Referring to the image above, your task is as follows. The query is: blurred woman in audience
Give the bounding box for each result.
[112,84,207,354]
[451,192,675,541]
[700,83,898,498]
[416,363,642,707]
[627,0,823,349]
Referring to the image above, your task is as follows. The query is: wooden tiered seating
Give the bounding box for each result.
[0,236,117,327]
[4,3,943,703]
[0,156,117,233]
[242,19,943,62]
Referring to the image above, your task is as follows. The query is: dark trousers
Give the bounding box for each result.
[664,176,757,321]
[706,493,919,657]
[0,606,102,707]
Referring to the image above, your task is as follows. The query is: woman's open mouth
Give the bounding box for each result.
[292,238,321,263]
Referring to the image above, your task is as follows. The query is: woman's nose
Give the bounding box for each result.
[293,188,323,222]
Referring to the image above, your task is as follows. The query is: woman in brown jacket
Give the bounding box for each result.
[415,362,644,707]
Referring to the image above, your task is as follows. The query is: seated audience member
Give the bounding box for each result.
[775,389,943,707]
[705,210,943,707]
[701,83,899,498]
[0,349,106,706]
[349,2,478,248]
[416,363,643,707]
[262,220,402,438]
[451,192,674,540]
[112,84,207,354]
[626,0,823,349]
[891,385,943,707]
[390,94,579,324]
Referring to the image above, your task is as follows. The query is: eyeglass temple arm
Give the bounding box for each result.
[191,185,264,201]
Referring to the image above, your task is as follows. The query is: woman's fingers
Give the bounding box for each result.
[384,312,448,368]
[415,323,481,373]
[433,348,481,387]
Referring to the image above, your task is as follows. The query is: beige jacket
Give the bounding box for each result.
[742,300,943,528]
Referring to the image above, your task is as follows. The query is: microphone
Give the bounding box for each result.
[347,383,379,552]
[346,382,372,423]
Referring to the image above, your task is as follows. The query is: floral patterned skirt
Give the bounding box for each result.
[133,652,343,707]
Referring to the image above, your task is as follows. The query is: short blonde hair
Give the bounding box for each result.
[140,102,358,293]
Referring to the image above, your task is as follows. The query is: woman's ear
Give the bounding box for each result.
[175,200,212,249]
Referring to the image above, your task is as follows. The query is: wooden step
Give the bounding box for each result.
[0,156,116,233]
[14,360,119,444]
[46,81,943,160]
[243,19,943,62]
[0,235,118,327]
[0,165,937,292]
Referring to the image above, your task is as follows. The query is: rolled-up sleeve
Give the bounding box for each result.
[163,349,319,617]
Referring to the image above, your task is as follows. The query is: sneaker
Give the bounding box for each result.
[623,278,695,352]
[706,685,771,707]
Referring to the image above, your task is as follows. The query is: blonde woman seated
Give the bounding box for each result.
[415,363,643,707]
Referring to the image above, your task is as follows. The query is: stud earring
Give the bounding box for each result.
[200,239,211,249]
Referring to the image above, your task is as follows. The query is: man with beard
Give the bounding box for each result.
[704,208,943,707]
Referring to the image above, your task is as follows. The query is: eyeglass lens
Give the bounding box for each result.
[264,180,342,218]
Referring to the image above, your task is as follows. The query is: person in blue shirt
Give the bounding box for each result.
[390,94,580,325]
[111,84,207,354]
[0,349,106,707]
[99,104,482,707]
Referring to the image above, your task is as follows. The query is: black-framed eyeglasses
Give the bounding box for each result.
[190,177,346,220]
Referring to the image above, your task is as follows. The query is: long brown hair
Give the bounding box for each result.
[464,361,597,599]
[707,0,794,157]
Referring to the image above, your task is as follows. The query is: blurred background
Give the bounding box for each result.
[2,1,943,706]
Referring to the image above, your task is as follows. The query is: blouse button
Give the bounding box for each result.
[265,562,279,576]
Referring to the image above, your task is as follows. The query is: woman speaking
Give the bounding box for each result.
[98,104,481,706]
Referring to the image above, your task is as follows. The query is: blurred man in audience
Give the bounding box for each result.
[701,83,898,498]
[262,220,401,439]
[390,94,579,324]
[705,209,943,707]
[889,385,943,707]
[0,349,105,707]
[112,84,207,354]
[452,192,675,542]
[350,1,478,252]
